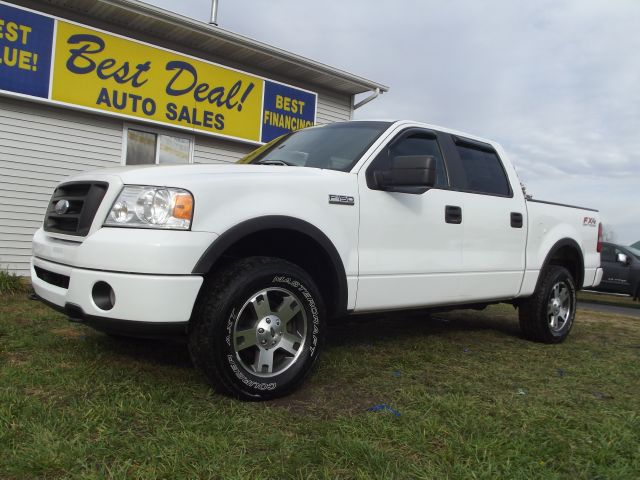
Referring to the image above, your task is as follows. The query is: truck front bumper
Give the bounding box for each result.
[31,257,203,336]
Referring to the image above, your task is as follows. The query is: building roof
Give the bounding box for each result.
[37,0,389,96]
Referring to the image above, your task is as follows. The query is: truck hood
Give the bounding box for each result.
[73,163,343,185]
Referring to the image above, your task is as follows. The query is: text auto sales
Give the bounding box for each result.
[66,34,256,131]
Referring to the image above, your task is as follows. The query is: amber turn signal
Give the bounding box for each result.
[172,193,193,220]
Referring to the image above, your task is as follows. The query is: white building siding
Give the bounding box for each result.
[316,90,353,125]
[0,98,123,275]
[193,137,253,164]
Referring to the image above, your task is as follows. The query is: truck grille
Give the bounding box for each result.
[44,182,108,236]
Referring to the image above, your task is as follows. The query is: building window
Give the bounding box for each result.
[124,126,193,165]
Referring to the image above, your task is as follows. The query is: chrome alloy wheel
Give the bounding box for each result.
[233,287,307,377]
[547,281,572,333]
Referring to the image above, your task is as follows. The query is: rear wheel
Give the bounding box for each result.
[519,266,576,343]
[189,257,325,400]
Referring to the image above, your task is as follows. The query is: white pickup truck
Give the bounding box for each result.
[31,120,603,399]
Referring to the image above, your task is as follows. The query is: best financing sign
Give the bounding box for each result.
[0,2,317,143]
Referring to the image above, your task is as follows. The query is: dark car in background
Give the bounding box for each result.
[592,242,640,300]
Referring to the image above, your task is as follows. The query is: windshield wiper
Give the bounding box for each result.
[256,159,296,166]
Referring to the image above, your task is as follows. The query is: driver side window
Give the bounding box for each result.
[369,132,448,189]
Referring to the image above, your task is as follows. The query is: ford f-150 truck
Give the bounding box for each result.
[31,120,604,399]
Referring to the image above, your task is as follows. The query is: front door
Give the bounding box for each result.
[356,127,465,311]
[599,244,632,294]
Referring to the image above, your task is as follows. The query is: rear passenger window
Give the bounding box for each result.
[456,142,511,196]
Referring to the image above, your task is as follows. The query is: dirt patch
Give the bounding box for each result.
[577,312,640,334]
[51,326,85,338]
[4,316,34,326]
[23,387,48,398]
[4,350,30,367]
[266,382,380,419]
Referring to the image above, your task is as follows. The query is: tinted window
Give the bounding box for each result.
[456,144,510,196]
[369,132,448,188]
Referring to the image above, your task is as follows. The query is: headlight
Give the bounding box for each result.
[104,186,193,230]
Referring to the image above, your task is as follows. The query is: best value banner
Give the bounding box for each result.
[0,2,317,143]
[0,2,53,98]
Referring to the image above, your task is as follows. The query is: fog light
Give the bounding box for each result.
[92,281,115,310]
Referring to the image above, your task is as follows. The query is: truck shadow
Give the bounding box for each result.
[92,333,193,369]
[90,306,521,369]
[327,308,522,348]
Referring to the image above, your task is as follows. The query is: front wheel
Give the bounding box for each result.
[519,266,576,343]
[189,257,325,400]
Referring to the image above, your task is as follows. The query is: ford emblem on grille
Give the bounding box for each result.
[54,199,70,215]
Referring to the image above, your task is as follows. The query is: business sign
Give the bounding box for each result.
[0,2,317,143]
[0,3,53,98]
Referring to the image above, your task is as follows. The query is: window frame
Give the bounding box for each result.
[447,135,514,198]
[121,124,195,166]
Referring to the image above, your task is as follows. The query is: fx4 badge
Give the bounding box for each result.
[583,217,597,227]
[329,194,354,206]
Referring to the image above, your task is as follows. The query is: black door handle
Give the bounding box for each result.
[511,212,523,228]
[445,205,462,224]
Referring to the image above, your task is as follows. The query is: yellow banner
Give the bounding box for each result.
[52,21,263,142]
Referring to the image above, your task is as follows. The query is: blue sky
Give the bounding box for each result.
[144,0,640,244]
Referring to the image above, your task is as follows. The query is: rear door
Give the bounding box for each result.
[442,134,528,300]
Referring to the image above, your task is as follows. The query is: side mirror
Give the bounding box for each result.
[375,155,436,193]
[617,253,630,265]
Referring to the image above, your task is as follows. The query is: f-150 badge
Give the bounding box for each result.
[329,194,354,206]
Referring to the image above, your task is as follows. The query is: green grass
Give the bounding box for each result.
[579,290,640,309]
[0,270,29,295]
[1,294,639,479]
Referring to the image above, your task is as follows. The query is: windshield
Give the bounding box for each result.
[237,121,392,172]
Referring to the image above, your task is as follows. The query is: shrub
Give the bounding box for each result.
[0,269,29,295]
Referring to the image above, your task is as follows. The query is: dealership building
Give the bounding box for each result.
[0,0,387,275]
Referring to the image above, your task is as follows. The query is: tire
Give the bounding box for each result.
[633,283,640,302]
[188,256,325,400]
[519,266,576,344]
